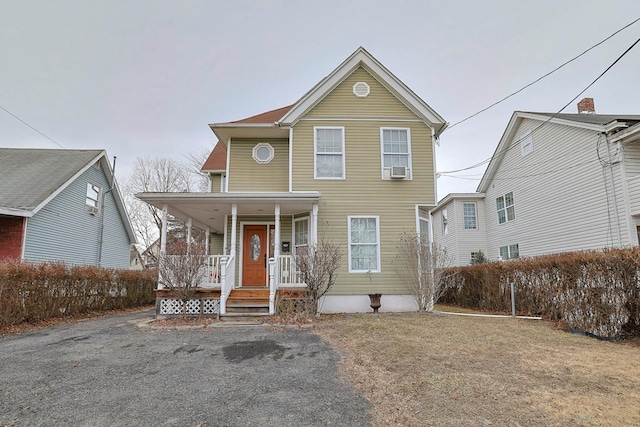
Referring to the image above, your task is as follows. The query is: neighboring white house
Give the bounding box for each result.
[0,148,136,268]
[432,98,640,265]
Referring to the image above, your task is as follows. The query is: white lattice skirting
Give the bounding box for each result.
[158,298,220,315]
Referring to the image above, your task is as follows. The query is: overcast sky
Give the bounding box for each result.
[2,1,639,201]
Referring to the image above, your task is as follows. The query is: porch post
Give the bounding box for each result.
[186,217,192,252]
[159,204,168,290]
[230,204,237,257]
[160,204,168,254]
[274,204,281,259]
[311,203,319,246]
[205,227,210,255]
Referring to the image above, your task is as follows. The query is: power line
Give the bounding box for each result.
[0,103,67,150]
[439,34,640,177]
[446,16,640,130]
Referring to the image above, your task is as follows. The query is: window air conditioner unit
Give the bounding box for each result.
[390,166,407,179]
[88,206,99,216]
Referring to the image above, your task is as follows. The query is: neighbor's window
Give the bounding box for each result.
[294,217,309,253]
[521,132,533,156]
[381,128,411,179]
[499,244,519,260]
[442,209,448,235]
[496,192,515,224]
[86,182,101,214]
[463,203,477,230]
[315,127,345,179]
[348,216,380,272]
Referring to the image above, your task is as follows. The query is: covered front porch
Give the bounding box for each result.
[136,192,320,316]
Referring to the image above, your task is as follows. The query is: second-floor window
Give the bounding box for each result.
[86,182,101,215]
[496,192,515,224]
[315,127,345,179]
[381,128,412,179]
[463,203,477,230]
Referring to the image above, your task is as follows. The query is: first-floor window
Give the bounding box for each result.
[499,244,519,260]
[294,217,309,253]
[348,216,380,272]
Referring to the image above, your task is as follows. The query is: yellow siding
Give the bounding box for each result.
[209,174,222,193]
[209,233,224,255]
[290,67,436,295]
[308,67,419,119]
[228,139,289,192]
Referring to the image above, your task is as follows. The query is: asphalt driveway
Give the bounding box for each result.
[0,310,371,426]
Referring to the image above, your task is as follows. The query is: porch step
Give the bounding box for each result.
[219,312,269,324]
[226,303,270,314]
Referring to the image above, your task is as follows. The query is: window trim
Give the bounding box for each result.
[85,182,101,215]
[496,191,516,224]
[314,126,345,180]
[252,143,274,164]
[380,127,412,180]
[499,244,519,260]
[293,216,309,255]
[521,131,533,156]
[463,202,478,230]
[347,215,381,273]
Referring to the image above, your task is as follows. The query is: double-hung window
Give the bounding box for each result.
[315,127,345,179]
[499,244,519,260]
[294,217,309,254]
[496,192,515,224]
[463,203,477,230]
[381,128,411,179]
[86,182,101,215]
[348,216,380,272]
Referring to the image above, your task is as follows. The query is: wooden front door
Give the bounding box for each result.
[242,225,268,287]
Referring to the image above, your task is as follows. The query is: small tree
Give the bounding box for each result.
[295,239,343,317]
[471,250,488,265]
[396,232,454,312]
[158,241,207,316]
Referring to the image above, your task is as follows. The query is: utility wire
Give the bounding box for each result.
[0,103,67,150]
[439,34,640,177]
[446,16,640,130]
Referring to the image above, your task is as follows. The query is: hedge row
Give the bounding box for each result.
[0,259,157,329]
[441,247,640,338]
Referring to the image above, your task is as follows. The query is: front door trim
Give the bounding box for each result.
[238,221,275,287]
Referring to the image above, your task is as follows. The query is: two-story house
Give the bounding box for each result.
[431,98,640,266]
[138,47,447,315]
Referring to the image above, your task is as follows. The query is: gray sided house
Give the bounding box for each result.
[0,148,136,268]
[432,99,640,265]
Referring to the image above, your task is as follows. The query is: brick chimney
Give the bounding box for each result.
[577,98,595,114]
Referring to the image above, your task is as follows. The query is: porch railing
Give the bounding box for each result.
[277,255,304,286]
[219,255,235,314]
[201,255,226,287]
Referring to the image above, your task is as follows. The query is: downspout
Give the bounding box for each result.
[604,133,623,247]
[98,156,117,267]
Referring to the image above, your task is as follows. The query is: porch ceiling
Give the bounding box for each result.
[136,192,321,233]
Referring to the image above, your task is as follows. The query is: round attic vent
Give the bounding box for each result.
[352,82,370,98]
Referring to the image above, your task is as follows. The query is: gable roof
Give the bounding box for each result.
[0,148,136,242]
[279,47,447,133]
[201,142,227,172]
[477,111,640,193]
[209,47,448,143]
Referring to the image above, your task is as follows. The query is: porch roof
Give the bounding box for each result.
[136,191,321,233]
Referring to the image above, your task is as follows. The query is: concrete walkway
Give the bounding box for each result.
[0,310,371,426]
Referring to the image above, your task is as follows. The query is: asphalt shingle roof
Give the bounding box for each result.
[0,148,102,212]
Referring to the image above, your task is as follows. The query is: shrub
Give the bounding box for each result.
[0,259,156,329]
[441,248,640,338]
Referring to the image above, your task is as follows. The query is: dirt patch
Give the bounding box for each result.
[316,312,640,427]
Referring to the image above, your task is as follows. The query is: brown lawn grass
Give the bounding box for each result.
[316,311,640,427]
